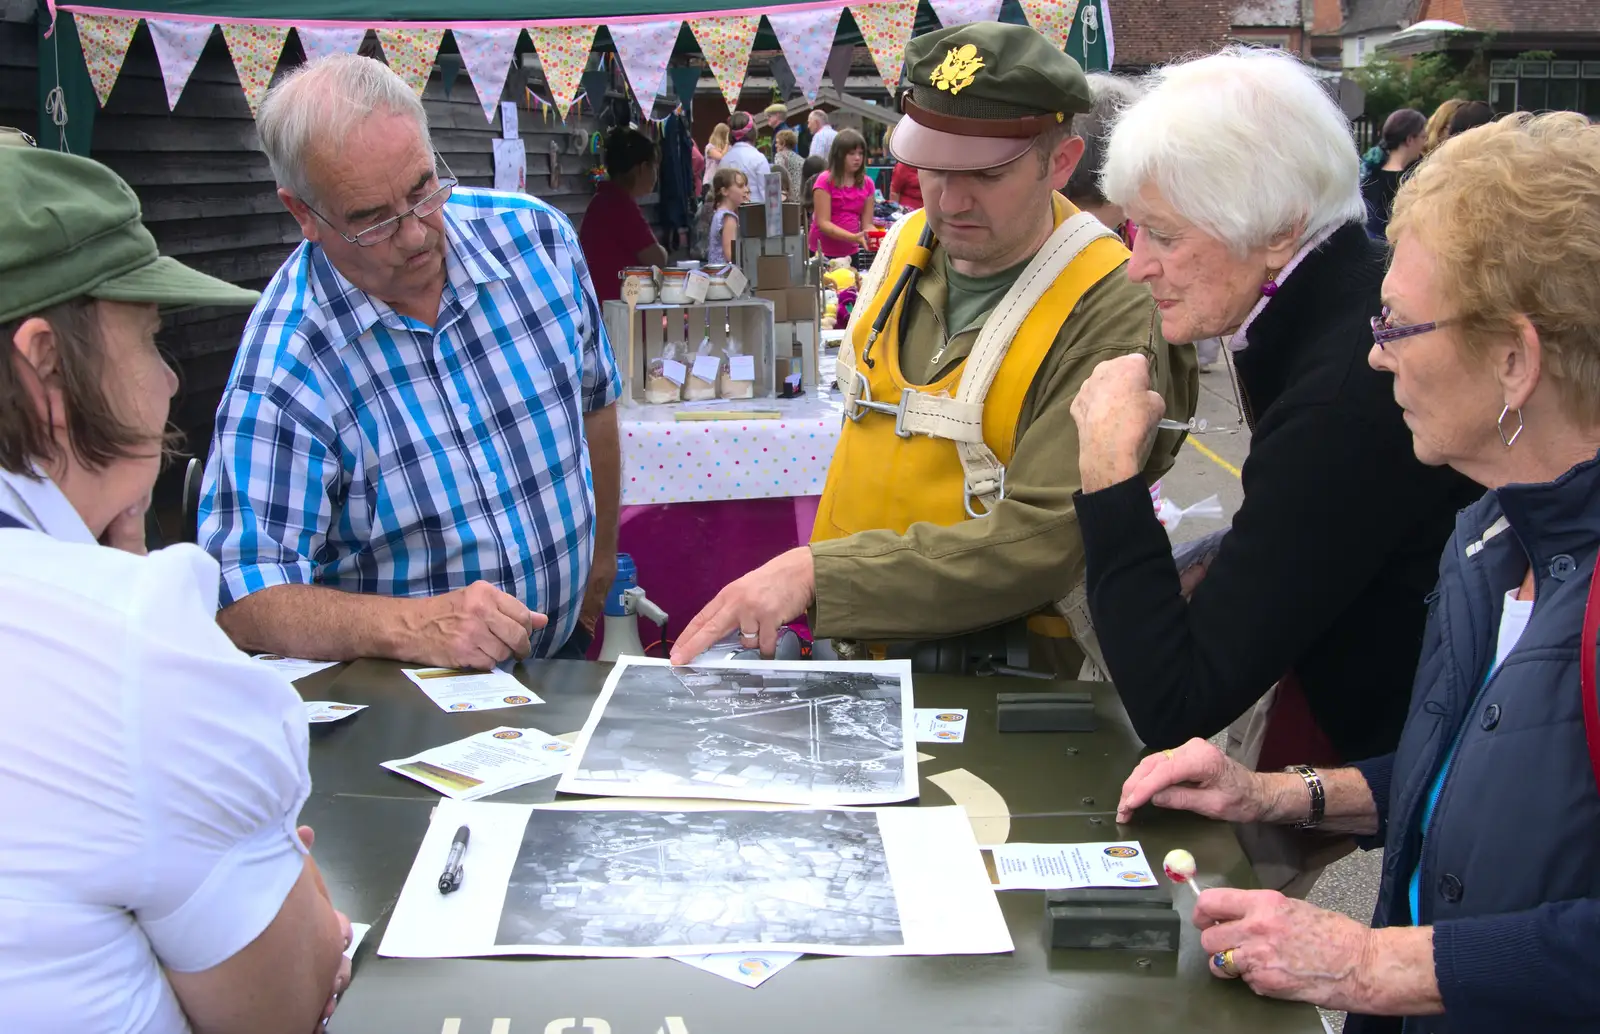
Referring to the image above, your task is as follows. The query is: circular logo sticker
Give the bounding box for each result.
[329,704,357,711]
[258,654,285,661]
[1117,870,1154,883]
[935,712,964,723]
[1103,846,1140,858]
[736,958,772,977]
[503,695,531,705]
[542,742,571,753]
[934,730,960,740]
[449,702,475,711]
[492,730,524,740]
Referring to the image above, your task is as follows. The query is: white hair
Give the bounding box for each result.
[1100,46,1363,252]
[256,52,434,205]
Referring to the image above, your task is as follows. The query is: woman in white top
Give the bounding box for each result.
[717,111,773,204]
[0,145,350,1033]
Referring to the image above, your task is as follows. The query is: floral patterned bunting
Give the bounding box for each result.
[1016,0,1081,51]
[607,19,680,116]
[452,28,520,122]
[849,0,919,90]
[376,27,444,98]
[220,23,289,117]
[73,12,140,106]
[687,15,761,114]
[525,24,595,119]
[296,26,368,64]
[146,19,214,111]
[767,8,843,104]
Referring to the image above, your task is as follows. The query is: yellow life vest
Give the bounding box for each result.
[812,196,1130,542]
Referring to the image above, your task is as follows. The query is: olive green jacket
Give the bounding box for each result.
[809,248,1198,641]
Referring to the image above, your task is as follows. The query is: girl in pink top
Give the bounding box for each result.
[808,128,875,260]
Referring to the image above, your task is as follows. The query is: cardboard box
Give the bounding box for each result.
[761,236,789,257]
[782,203,802,236]
[773,320,797,354]
[755,289,788,323]
[738,203,767,238]
[785,287,818,321]
[756,255,793,289]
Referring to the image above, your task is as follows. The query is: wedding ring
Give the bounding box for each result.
[1212,949,1240,977]
[739,629,759,643]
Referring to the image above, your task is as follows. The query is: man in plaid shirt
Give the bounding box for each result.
[199,55,620,669]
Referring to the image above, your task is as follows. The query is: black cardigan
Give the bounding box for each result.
[1074,223,1481,762]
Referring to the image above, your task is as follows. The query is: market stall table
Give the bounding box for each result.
[607,356,843,653]
[289,660,1324,1034]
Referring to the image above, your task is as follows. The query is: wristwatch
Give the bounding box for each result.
[1286,765,1325,829]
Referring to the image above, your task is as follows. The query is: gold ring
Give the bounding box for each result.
[1163,748,1175,760]
[1212,949,1240,977]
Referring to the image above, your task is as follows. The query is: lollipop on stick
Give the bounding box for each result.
[1163,848,1205,921]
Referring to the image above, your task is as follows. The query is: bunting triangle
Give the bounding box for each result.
[376,28,444,97]
[607,19,680,117]
[220,23,289,117]
[850,0,919,90]
[452,28,520,123]
[296,26,368,65]
[146,19,214,111]
[767,7,843,105]
[929,0,1004,28]
[687,15,760,114]
[1016,0,1081,51]
[525,24,595,119]
[73,12,140,107]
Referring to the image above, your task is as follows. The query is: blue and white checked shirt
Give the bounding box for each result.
[198,187,621,657]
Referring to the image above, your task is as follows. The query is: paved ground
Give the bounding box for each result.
[1160,357,1379,1034]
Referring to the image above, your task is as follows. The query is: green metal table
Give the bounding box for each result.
[294,659,1323,1034]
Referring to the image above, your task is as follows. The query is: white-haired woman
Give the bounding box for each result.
[1067,48,1480,857]
[1116,111,1600,1034]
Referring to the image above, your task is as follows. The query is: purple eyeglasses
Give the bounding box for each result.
[1371,306,1457,349]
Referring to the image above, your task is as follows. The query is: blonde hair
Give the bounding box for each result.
[1424,98,1464,154]
[1389,112,1600,425]
[708,123,730,152]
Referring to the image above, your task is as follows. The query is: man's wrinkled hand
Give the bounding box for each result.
[1071,354,1167,493]
[1116,737,1274,824]
[405,581,546,670]
[670,547,815,664]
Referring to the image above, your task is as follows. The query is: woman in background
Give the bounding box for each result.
[773,128,805,203]
[702,122,730,196]
[808,129,875,260]
[578,127,668,303]
[1066,72,1144,244]
[1424,98,1464,154]
[1362,108,1426,238]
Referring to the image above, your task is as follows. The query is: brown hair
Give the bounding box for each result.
[0,297,164,476]
[826,128,867,188]
[776,128,797,151]
[1389,112,1600,425]
[711,166,747,207]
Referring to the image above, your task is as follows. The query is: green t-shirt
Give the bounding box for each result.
[942,254,1032,338]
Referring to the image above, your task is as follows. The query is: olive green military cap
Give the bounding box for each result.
[0,147,259,325]
[892,22,1093,172]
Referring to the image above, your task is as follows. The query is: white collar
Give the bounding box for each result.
[0,467,97,543]
[1226,223,1341,353]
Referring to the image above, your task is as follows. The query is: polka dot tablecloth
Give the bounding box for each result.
[621,394,845,506]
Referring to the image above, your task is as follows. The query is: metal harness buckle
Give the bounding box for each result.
[963,466,1006,519]
[844,370,915,438]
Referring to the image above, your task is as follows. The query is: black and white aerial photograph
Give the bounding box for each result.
[493,808,904,954]
[556,658,917,805]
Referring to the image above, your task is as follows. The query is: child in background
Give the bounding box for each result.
[705,167,749,265]
[702,122,730,197]
[808,128,875,260]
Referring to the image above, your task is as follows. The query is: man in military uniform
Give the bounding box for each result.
[671,22,1196,670]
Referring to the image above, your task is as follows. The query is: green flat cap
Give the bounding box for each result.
[0,147,260,325]
[893,22,1092,172]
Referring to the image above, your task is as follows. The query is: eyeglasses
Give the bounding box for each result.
[1371,305,1458,349]
[303,153,458,247]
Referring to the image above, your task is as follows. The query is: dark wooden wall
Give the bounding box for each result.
[0,0,38,137]
[70,24,611,508]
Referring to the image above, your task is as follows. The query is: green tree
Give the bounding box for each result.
[1352,49,1489,124]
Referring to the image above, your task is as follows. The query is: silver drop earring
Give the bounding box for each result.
[1497,404,1524,448]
